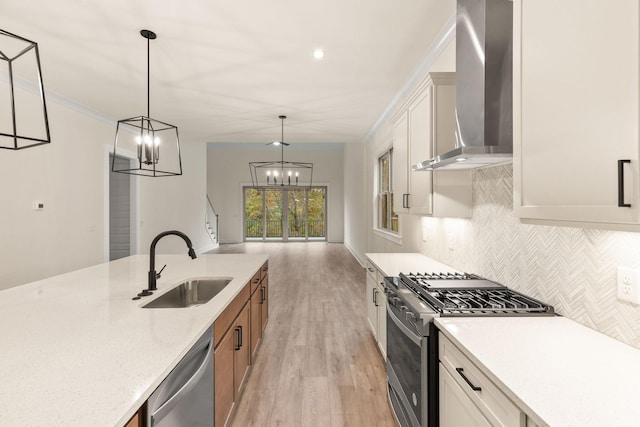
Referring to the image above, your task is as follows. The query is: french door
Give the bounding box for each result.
[244,186,326,241]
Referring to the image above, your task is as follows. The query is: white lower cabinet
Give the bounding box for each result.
[440,367,492,427]
[365,261,387,359]
[439,333,529,427]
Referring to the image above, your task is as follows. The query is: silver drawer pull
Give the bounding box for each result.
[456,367,482,391]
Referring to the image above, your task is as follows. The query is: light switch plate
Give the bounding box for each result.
[617,267,640,304]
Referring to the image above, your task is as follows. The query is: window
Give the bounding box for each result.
[378,150,398,232]
[243,186,327,241]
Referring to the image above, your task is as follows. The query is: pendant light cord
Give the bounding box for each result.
[147,34,150,118]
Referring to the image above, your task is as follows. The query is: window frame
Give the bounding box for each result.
[376,148,399,237]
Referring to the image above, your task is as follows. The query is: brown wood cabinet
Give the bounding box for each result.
[214,261,268,426]
[250,262,269,360]
[260,273,268,334]
[234,304,251,395]
[123,411,140,427]
[250,284,262,359]
[214,324,235,427]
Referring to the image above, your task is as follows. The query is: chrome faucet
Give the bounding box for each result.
[142,230,197,295]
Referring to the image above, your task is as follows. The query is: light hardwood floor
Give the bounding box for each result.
[209,242,397,427]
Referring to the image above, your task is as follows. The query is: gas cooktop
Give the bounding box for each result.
[395,272,555,316]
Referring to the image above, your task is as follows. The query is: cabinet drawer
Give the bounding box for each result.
[250,270,261,295]
[366,261,378,281]
[260,261,268,281]
[439,334,525,427]
[214,282,250,348]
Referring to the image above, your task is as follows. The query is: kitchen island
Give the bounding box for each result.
[0,253,267,427]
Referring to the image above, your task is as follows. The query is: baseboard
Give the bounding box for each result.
[344,241,366,267]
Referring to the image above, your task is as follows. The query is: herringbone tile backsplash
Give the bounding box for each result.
[420,164,640,349]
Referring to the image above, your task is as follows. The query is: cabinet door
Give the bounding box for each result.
[392,113,409,213]
[440,366,492,427]
[215,326,235,427]
[124,412,140,427]
[408,89,434,214]
[375,280,387,360]
[234,304,251,397]
[250,287,262,360]
[260,275,269,333]
[513,0,640,224]
[366,273,379,338]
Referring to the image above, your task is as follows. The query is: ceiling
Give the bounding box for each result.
[3,0,455,145]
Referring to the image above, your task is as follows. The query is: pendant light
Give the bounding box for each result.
[112,29,182,177]
[0,28,51,150]
[249,115,314,189]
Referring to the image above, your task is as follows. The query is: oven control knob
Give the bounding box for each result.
[390,297,401,306]
[400,305,408,313]
[405,311,417,322]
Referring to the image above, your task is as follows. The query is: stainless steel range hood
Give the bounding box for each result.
[414,0,513,171]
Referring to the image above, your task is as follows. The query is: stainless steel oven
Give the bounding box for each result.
[386,296,438,427]
[384,273,554,427]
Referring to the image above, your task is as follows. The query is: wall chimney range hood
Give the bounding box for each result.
[414,0,513,171]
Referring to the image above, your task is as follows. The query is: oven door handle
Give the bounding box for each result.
[387,304,422,346]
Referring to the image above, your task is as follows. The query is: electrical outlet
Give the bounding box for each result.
[617,267,640,304]
[447,232,456,251]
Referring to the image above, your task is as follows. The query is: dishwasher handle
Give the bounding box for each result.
[150,337,214,426]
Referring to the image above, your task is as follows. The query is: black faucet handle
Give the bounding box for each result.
[156,264,167,279]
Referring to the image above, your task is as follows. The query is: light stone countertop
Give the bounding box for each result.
[365,252,460,276]
[0,253,267,427]
[367,252,640,426]
[436,316,640,427]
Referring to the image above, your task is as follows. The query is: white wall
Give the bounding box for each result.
[0,99,210,290]
[0,101,109,289]
[363,37,456,254]
[138,141,213,255]
[343,142,366,265]
[421,164,640,349]
[207,144,344,244]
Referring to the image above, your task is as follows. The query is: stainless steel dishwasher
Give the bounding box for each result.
[146,325,214,426]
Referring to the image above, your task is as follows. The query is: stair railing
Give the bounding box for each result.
[205,195,219,245]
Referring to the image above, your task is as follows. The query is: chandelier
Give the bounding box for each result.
[249,115,313,189]
[112,29,182,177]
[0,28,51,150]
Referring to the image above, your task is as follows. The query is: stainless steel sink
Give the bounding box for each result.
[142,278,232,308]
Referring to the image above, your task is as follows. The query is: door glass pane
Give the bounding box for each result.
[288,189,306,239]
[265,189,283,238]
[244,188,264,239]
[307,187,326,238]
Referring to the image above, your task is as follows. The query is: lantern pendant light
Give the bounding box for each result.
[0,28,51,150]
[112,29,182,177]
[249,115,314,189]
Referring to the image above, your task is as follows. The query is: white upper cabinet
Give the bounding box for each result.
[392,72,472,217]
[513,0,640,225]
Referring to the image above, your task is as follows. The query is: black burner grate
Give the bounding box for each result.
[398,272,555,316]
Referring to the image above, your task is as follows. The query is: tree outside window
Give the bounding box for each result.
[378,150,398,232]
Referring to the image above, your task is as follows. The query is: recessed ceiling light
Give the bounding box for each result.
[313,48,325,60]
